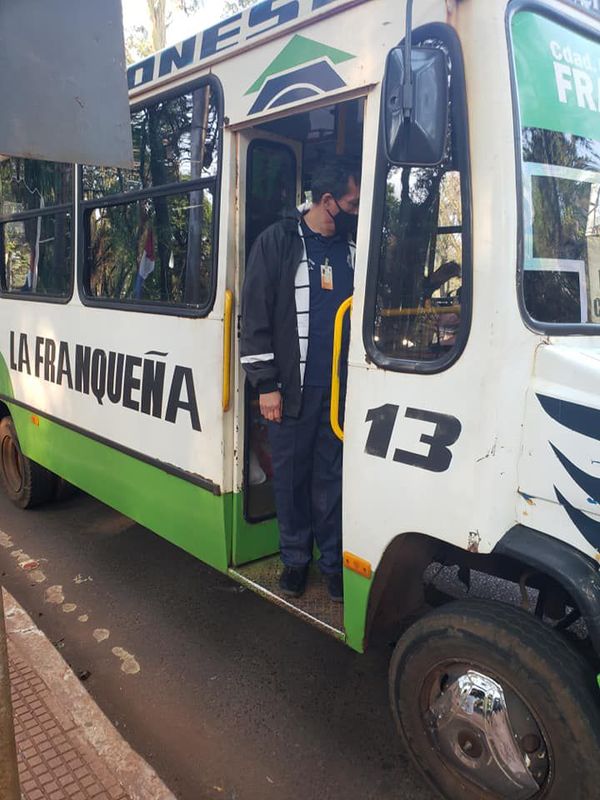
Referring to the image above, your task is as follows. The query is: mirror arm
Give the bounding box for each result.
[401,0,414,119]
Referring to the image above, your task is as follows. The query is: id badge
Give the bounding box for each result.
[321,259,333,291]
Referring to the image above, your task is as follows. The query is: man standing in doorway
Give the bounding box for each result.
[241,158,360,602]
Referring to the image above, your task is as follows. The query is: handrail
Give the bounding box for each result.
[222,289,233,412]
[380,304,461,318]
[330,296,353,442]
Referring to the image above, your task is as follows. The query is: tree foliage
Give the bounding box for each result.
[85,87,219,306]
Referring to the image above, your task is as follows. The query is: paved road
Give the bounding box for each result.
[0,490,437,800]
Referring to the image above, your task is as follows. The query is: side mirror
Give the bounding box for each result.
[383,45,449,166]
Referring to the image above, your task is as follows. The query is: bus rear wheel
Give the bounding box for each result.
[389,599,600,800]
[0,417,55,509]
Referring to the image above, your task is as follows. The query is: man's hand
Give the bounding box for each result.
[260,390,283,423]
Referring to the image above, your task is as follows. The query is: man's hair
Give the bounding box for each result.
[310,157,361,203]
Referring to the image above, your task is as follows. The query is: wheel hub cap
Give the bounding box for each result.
[428,669,546,799]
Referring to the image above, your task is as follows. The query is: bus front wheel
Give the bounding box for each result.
[389,599,600,800]
[0,417,55,509]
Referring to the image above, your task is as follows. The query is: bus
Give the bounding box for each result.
[1,0,600,796]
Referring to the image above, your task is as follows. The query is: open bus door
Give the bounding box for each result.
[231,130,303,566]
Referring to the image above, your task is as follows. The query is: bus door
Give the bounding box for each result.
[231,99,365,577]
[231,130,303,565]
[337,30,473,628]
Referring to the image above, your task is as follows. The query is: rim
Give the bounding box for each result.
[1,430,24,494]
[418,658,552,800]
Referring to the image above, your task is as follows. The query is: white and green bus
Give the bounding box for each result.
[1,0,600,796]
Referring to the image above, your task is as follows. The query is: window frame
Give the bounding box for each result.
[362,23,473,374]
[507,0,600,336]
[0,161,75,304]
[78,73,224,318]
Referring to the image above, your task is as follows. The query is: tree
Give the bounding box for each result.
[126,0,205,63]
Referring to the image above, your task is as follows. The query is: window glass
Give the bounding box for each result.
[87,188,213,305]
[371,35,467,365]
[1,213,72,296]
[374,160,463,361]
[512,11,600,326]
[83,85,219,199]
[246,142,296,257]
[83,80,220,312]
[0,158,72,216]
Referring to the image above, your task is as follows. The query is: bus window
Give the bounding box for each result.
[0,158,73,298]
[367,31,471,369]
[373,165,464,360]
[82,80,221,311]
[511,11,600,328]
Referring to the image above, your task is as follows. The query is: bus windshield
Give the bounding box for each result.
[511,9,600,327]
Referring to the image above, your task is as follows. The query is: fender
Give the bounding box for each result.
[495,525,600,657]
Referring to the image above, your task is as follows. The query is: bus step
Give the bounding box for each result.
[229,556,344,640]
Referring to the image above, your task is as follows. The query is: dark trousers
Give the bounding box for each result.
[266,385,342,575]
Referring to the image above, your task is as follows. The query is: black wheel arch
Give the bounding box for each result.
[494,524,600,658]
[365,526,600,660]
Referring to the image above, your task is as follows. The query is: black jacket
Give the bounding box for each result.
[241,210,305,417]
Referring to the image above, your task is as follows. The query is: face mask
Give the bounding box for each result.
[329,198,358,239]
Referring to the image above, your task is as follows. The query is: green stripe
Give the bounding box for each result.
[231,492,280,565]
[8,402,231,572]
[246,34,355,95]
[343,568,371,653]
[0,351,13,399]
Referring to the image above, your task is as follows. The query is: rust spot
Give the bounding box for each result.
[518,490,536,506]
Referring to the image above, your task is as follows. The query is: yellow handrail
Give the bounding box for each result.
[222,289,233,412]
[330,296,353,442]
[380,304,461,318]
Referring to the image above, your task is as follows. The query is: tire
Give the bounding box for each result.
[389,599,600,800]
[0,417,56,509]
[54,476,78,502]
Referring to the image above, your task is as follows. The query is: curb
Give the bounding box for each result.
[3,588,178,800]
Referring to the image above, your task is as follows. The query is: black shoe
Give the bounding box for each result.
[279,565,308,598]
[326,572,343,603]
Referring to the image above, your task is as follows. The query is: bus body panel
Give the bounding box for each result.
[0,0,599,654]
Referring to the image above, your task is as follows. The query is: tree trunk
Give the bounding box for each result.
[184,86,210,304]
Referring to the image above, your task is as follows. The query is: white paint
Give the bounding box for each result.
[11,549,32,564]
[112,647,140,675]
[78,614,89,623]
[93,628,110,643]
[0,531,14,549]
[62,603,77,613]
[74,574,94,584]
[45,585,65,605]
